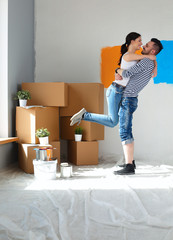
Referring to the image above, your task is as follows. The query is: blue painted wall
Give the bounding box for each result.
[154,41,173,84]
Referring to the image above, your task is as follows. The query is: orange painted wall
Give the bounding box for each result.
[101,46,121,88]
[100,46,142,88]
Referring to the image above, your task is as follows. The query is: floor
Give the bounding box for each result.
[0,156,173,240]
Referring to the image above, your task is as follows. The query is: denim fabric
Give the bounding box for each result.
[83,83,124,127]
[119,97,138,144]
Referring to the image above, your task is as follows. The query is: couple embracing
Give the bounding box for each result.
[70,32,163,175]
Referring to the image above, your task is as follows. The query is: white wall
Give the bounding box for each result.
[0,0,8,137]
[0,0,34,168]
[8,0,35,137]
[35,0,173,164]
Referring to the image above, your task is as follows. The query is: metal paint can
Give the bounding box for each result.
[39,149,47,161]
[46,147,53,161]
[60,163,72,178]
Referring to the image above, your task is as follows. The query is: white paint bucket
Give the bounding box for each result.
[33,159,57,180]
[60,163,72,178]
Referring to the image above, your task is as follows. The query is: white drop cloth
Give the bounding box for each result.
[0,156,173,240]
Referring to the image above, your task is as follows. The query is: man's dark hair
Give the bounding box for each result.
[151,38,163,55]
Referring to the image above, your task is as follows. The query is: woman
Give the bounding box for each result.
[70,32,156,127]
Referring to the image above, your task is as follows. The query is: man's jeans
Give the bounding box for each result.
[83,83,124,127]
[119,97,138,145]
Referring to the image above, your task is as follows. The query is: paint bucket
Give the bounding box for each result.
[34,148,40,160]
[46,147,53,161]
[39,149,47,161]
[34,147,53,161]
[33,159,57,180]
[60,163,72,178]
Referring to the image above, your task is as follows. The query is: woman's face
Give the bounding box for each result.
[131,36,143,50]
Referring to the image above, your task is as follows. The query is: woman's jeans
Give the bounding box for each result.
[83,83,124,127]
[83,83,138,144]
[119,97,138,144]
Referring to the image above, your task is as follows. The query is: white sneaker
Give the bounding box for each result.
[70,108,87,126]
[70,108,86,121]
[70,118,81,126]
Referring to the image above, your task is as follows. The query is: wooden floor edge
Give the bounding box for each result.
[0,137,19,145]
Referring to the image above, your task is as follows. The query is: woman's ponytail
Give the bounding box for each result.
[118,43,128,66]
[118,32,141,66]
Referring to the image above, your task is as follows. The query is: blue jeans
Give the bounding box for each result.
[119,97,138,145]
[83,83,124,127]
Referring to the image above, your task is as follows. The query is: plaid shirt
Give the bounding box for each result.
[122,58,155,97]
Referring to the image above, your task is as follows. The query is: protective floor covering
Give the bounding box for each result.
[0,156,173,240]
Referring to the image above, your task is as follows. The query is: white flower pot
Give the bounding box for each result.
[75,134,82,142]
[19,99,27,107]
[39,136,49,145]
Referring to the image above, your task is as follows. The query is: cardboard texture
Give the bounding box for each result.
[68,141,98,165]
[60,117,104,141]
[50,141,61,164]
[16,107,59,144]
[18,142,60,173]
[18,143,52,173]
[60,83,104,116]
[22,82,68,107]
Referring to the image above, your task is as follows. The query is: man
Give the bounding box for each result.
[114,38,163,175]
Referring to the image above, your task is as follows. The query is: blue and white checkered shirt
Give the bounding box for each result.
[122,58,155,97]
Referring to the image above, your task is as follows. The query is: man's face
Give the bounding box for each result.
[141,41,155,55]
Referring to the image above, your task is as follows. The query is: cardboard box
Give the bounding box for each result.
[16,106,59,144]
[60,117,104,141]
[22,82,68,107]
[50,141,61,164]
[18,142,60,173]
[68,141,98,165]
[18,143,52,173]
[60,83,104,116]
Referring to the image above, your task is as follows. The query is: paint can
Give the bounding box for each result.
[39,149,47,161]
[33,159,57,180]
[60,163,72,178]
[46,147,53,161]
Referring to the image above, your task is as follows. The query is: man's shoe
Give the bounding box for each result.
[118,160,136,169]
[114,164,135,175]
[70,108,86,126]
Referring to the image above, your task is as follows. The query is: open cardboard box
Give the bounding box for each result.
[18,143,51,174]
[18,142,60,174]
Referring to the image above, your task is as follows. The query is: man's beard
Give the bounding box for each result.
[141,50,148,55]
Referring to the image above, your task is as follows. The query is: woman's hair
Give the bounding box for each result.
[118,32,141,65]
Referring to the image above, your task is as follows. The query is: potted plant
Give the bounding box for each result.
[15,90,31,107]
[35,128,50,145]
[74,126,83,142]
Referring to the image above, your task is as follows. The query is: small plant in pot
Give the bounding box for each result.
[35,128,50,145]
[14,89,31,107]
[74,126,83,142]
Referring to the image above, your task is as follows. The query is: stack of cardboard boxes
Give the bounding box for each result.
[16,82,104,173]
[60,83,105,165]
[16,82,67,173]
